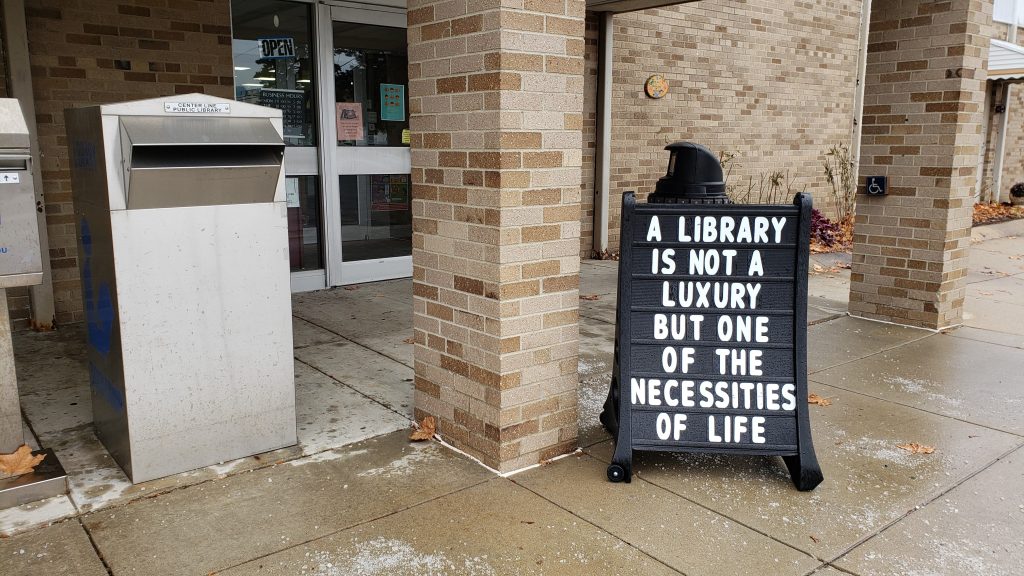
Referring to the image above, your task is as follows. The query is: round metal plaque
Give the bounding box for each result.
[645,74,669,99]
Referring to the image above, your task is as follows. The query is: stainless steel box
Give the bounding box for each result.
[0,99,42,289]
[65,94,297,483]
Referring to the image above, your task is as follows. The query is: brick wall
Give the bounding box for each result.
[25,0,233,325]
[1004,85,1024,192]
[0,10,7,97]
[408,0,585,472]
[580,0,864,257]
[850,0,990,329]
[580,15,599,256]
[980,23,1024,201]
[0,10,33,331]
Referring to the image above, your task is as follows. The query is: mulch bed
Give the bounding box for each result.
[974,202,1024,226]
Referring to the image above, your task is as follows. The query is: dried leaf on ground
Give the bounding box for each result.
[809,215,855,253]
[808,393,832,407]
[973,202,1024,226]
[0,445,46,476]
[580,294,601,301]
[835,262,852,269]
[812,263,826,273]
[897,442,935,455]
[403,337,415,344]
[409,416,436,442]
[809,535,820,544]
[593,249,620,261]
[343,285,359,291]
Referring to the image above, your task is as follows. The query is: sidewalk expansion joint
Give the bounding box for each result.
[208,476,494,575]
[296,357,413,425]
[807,373,1024,440]
[295,314,414,370]
[572,448,823,563]
[78,516,115,576]
[820,442,1024,567]
[509,474,688,576]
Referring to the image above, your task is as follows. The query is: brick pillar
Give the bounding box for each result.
[850,0,991,330]
[408,1,585,472]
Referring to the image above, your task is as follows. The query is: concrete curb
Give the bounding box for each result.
[972,218,1024,242]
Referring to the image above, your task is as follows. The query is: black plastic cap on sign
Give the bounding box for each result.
[651,141,729,204]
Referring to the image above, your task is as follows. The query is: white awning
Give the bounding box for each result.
[989,38,1024,81]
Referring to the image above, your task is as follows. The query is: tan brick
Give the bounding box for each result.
[411,1,582,472]
[436,76,467,94]
[521,225,560,242]
[523,151,563,168]
[468,71,522,91]
[484,52,544,72]
[521,260,560,279]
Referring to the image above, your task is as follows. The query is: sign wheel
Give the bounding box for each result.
[607,464,627,483]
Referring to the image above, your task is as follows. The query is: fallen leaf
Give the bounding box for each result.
[812,263,826,273]
[973,203,1024,226]
[897,442,935,455]
[809,535,820,544]
[409,416,436,441]
[0,445,45,476]
[403,337,415,344]
[808,393,832,407]
[836,262,852,269]
[343,285,359,291]
[580,294,601,301]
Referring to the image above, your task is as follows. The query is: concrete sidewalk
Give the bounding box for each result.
[1,220,1022,575]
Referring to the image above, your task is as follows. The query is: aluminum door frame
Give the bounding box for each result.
[316,1,410,287]
[284,146,326,291]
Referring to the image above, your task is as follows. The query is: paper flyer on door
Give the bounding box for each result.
[336,102,363,141]
[380,84,405,122]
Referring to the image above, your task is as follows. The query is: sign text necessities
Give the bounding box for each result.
[606,192,823,491]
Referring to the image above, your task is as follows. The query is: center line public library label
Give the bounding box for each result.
[605,193,823,491]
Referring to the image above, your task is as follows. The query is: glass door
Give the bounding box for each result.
[231,0,325,292]
[317,3,410,286]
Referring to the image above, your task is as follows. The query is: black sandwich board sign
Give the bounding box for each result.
[602,191,823,491]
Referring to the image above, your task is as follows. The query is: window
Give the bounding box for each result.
[231,0,317,147]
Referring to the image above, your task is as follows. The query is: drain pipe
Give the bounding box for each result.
[991,5,1020,203]
[849,0,871,193]
[594,12,613,255]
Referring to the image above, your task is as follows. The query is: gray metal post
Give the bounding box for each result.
[2,0,56,330]
[0,288,24,452]
[992,2,1021,203]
